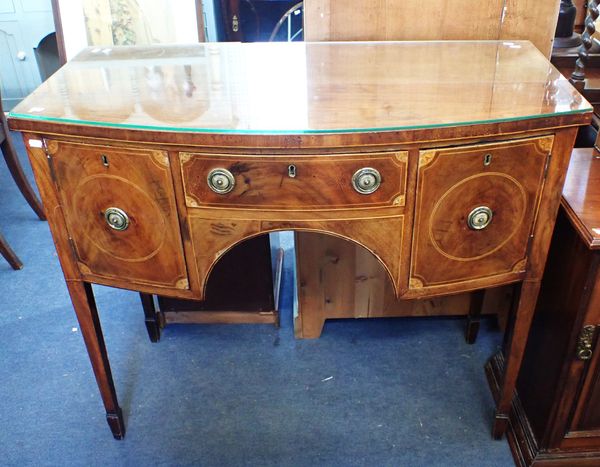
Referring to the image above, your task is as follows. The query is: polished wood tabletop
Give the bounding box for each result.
[9,41,591,134]
[562,148,600,249]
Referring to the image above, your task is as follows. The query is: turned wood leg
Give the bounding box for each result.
[67,281,125,439]
[0,230,23,270]
[1,137,46,220]
[140,293,161,342]
[465,290,485,344]
[491,280,541,439]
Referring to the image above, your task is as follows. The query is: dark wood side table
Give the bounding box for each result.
[486,148,600,466]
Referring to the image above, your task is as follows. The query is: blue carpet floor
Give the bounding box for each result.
[0,133,513,466]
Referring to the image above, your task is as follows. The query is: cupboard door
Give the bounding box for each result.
[568,337,600,435]
[410,136,552,292]
[46,140,189,290]
[561,272,600,448]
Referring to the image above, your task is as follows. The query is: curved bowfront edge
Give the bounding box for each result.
[7,108,593,135]
[17,120,591,305]
[6,41,593,136]
[7,113,593,150]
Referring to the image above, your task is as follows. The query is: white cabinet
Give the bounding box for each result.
[0,0,54,110]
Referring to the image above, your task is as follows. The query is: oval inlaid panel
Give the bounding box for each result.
[428,173,526,261]
[73,175,167,262]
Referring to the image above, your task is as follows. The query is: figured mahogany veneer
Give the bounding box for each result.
[46,140,189,290]
[6,41,592,442]
[180,151,408,210]
[410,136,552,295]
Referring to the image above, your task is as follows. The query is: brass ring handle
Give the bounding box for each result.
[576,325,596,360]
[104,207,130,231]
[578,348,593,360]
[467,206,493,230]
[352,167,381,194]
[207,168,235,194]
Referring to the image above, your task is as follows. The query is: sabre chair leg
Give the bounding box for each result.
[1,136,46,220]
[0,230,23,270]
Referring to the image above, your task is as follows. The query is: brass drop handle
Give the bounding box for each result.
[104,207,130,231]
[207,168,235,194]
[467,206,493,230]
[577,325,596,360]
[579,347,594,360]
[352,167,381,194]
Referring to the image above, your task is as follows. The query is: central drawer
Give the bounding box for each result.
[180,152,408,210]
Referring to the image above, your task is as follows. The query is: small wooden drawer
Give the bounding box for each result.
[180,151,408,210]
[409,136,553,292]
[45,140,189,290]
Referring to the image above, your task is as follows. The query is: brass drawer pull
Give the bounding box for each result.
[577,325,596,360]
[104,207,130,231]
[352,167,381,194]
[467,206,493,230]
[207,168,235,194]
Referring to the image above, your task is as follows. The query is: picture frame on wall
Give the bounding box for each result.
[51,0,205,64]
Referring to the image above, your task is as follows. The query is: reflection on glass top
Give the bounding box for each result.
[9,41,592,134]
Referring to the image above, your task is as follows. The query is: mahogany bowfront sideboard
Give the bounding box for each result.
[8,41,592,440]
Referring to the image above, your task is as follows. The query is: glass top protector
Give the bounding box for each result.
[9,41,592,134]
